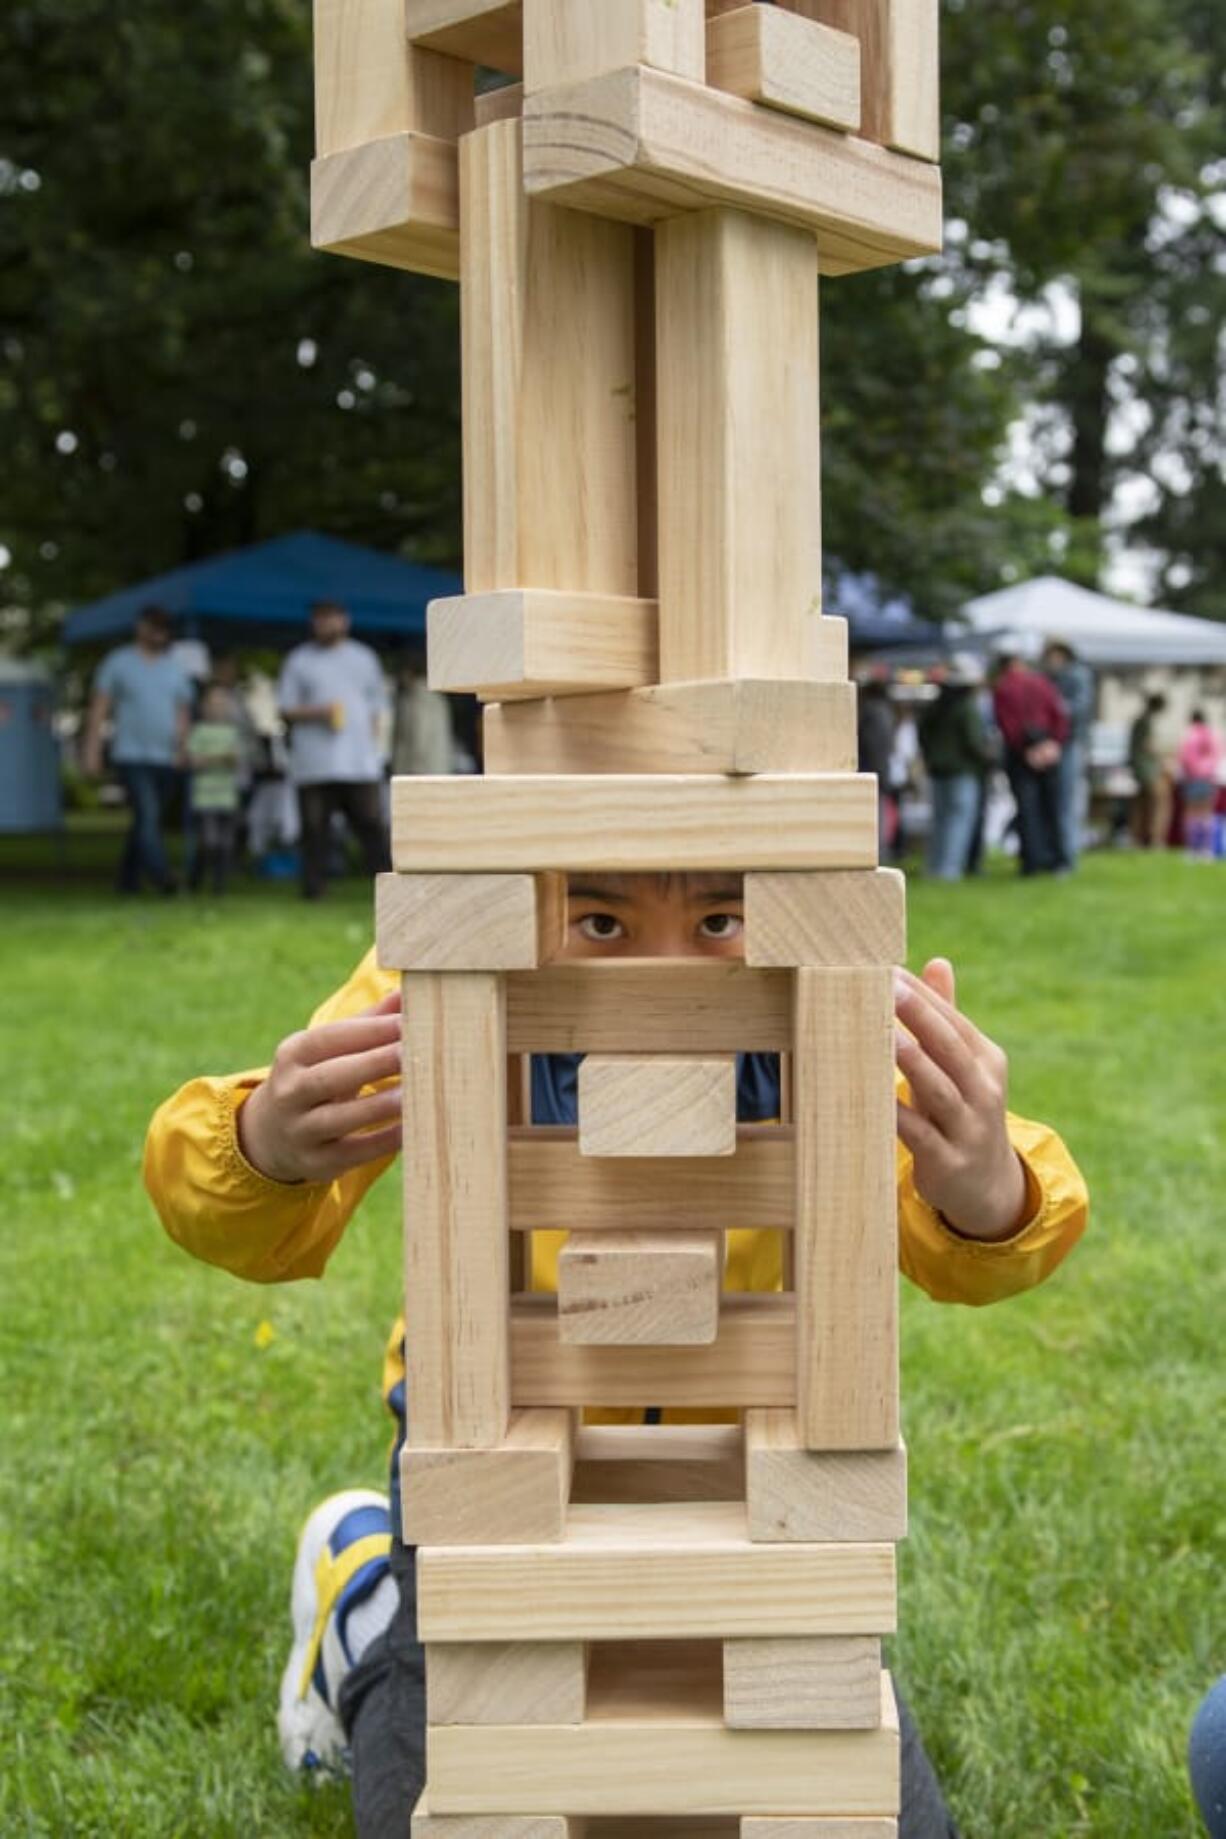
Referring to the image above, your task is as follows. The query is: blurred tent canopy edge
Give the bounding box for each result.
[961,576,1226,670]
[60,531,463,651]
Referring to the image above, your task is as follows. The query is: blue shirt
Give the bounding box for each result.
[95,645,192,766]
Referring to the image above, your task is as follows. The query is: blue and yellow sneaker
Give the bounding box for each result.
[277,1489,395,1774]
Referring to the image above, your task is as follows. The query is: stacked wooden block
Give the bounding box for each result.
[316,1,943,1831]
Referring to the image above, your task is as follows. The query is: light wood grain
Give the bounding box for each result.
[483,679,857,776]
[460,122,638,597]
[506,962,793,1053]
[794,969,899,1449]
[426,1640,587,1725]
[413,1803,580,1839]
[558,1230,724,1346]
[377,872,565,971]
[578,1055,737,1160]
[407,0,524,73]
[522,66,943,275]
[745,869,906,967]
[656,208,820,682]
[511,1292,794,1409]
[742,1820,898,1839]
[508,1126,794,1231]
[427,590,656,699]
[402,973,510,1447]
[724,1636,883,1729]
[417,1501,897,1641]
[314,0,474,154]
[474,79,524,126]
[572,1423,744,1503]
[746,1412,908,1542]
[391,774,878,872]
[784,0,938,160]
[707,5,861,132]
[402,1409,575,1544]
[524,0,705,93]
[310,132,459,279]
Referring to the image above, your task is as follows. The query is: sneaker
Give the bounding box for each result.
[277,1489,393,1774]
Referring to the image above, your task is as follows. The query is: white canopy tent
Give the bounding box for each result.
[961,576,1226,669]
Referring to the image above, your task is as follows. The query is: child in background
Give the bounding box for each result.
[1177,708,1223,861]
[187,683,242,894]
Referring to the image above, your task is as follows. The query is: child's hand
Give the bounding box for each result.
[237,992,402,1184]
[894,960,1029,1242]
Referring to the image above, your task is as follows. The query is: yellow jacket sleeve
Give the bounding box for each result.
[144,948,398,1284]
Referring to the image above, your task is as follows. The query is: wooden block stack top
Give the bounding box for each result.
[313,1,940,1830]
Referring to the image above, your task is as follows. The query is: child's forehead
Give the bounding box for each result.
[566,872,743,904]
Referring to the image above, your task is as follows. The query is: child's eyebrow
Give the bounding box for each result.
[566,881,636,904]
[685,886,743,905]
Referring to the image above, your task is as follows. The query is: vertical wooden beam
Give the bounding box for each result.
[655,208,825,682]
[314,0,474,154]
[793,969,899,1449]
[783,0,939,161]
[402,972,511,1447]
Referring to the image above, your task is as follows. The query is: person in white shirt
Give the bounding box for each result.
[277,601,390,899]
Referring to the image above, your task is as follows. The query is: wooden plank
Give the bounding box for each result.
[572,1423,744,1503]
[391,774,879,872]
[314,1,474,154]
[310,132,459,279]
[460,122,638,597]
[508,1126,794,1231]
[426,1662,899,1815]
[402,1409,575,1544]
[402,973,510,1447]
[413,1802,581,1839]
[418,1502,897,1641]
[578,1055,737,1159]
[377,872,566,971]
[483,679,857,777]
[505,962,793,1054]
[558,1231,723,1346]
[707,6,861,133]
[512,1293,794,1409]
[746,1412,908,1542]
[744,870,906,968]
[656,208,820,683]
[743,1821,897,1839]
[784,0,939,160]
[407,0,524,73]
[794,969,899,1449]
[474,80,524,126]
[522,66,943,275]
[523,0,706,94]
[427,590,657,699]
[724,1636,883,1730]
[426,1641,588,1724]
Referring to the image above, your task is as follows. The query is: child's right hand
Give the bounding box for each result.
[237,992,402,1185]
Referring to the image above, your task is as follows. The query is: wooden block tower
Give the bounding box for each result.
[314,2,942,1830]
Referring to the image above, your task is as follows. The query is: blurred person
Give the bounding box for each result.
[1042,639,1095,869]
[1177,707,1223,861]
[1191,1676,1226,1838]
[187,683,242,895]
[391,646,453,777]
[918,656,995,881]
[1128,692,1169,849]
[278,600,390,899]
[83,605,193,895]
[857,670,896,852]
[991,653,1070,876]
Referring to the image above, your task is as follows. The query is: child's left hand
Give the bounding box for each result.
[894,959,1029,1243]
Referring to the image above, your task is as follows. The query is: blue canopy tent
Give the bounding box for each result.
[826,568,943,652]
[62,531,463,651]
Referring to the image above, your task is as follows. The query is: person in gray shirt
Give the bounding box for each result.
[84,605,193,894]
[1042,638,1095,869]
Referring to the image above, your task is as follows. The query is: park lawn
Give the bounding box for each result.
[1,853,1223,1838]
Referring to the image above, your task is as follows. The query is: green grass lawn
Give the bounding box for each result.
[2,854,1223,1837]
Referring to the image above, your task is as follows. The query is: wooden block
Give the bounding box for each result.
[506,962,793,1054]
[512,1292,794,1409]
[484,679,857,777]
[377,872,565,970]
[743,1821,897,1839]
[427,590,656,699]
[578,1055,737,1160]
[402,1409,575,1544]
[314,2,474,154]
[523,0,706,94]
[474,80,524,126]
[745,870,906,968]
[707,5,861,132]
[391,774,878,872]
[460,122,638,597]
[746,1412,908,1542]
[784,0,939,160]
[426,1655,899,1815]
[509,1126,793,1231]
[427,1641,587,1724]
[522,67,943,275]
[572,1423,744,1503]
[656,208,820,683]
[724,1636,883,1729]
[413,1801,582,1839]
[417,1501,897,1642]
[558,1230,724,1346]
[310,132,459,279]
[794,969,899,1449]
[402,973,510,1447]
[407,0,524,73]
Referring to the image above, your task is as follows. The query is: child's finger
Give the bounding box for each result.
[896,967,980,1052]
[896,1096,945,1159]
[920,957,956,1006]
[293,1010,402,1068]
[298,1040,403,1105]
[310,1083,403,1143]
[326,1122,404,1174]
[894,979,981,1097]
[895,1028,964,1135]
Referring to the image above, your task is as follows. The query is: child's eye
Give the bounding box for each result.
[576,912,626,942]
[698,913,744,940]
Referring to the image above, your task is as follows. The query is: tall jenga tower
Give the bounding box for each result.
[313,3,942,1831]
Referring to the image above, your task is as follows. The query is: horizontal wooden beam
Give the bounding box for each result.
[707,4,861,133]
[505,962,792,1053]
[407,0,524,73]
[427,589,657,699]
[508,1126,794,1231]
[572,1423,744,1503]
[310,132,459,279]
[377,871,566,971]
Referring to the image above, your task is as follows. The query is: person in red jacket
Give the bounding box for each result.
[991,653,1071,875]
